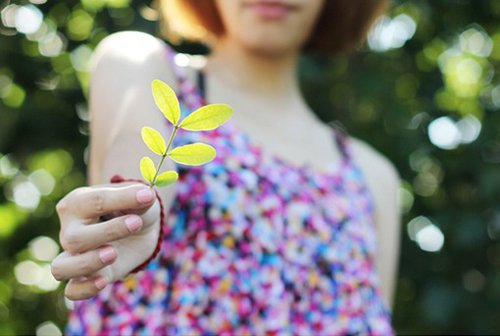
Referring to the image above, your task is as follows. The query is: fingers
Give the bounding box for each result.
[51,246,116,281]
[64,275,109,301]
[59,214,143,254]
[57,184,155,221]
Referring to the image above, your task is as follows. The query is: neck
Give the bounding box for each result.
[205,37,301,99]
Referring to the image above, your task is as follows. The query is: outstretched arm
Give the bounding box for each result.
[51,31,180,300]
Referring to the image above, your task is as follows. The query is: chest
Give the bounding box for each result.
[169,124,377,261]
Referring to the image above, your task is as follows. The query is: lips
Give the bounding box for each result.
[244,0,297,20]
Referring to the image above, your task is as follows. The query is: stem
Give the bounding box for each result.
[151,125,179,187]
[165,125,179,153]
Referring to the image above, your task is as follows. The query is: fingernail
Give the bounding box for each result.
[99,246,116,264]
[94,276,108,290]
[125,215,142,233]
[136,188,154,204]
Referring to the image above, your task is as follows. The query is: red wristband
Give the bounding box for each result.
[110,174,165,273]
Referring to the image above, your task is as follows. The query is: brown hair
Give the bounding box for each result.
[157,0,388,55]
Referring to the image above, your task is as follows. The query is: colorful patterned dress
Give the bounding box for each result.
[66,46,395,336]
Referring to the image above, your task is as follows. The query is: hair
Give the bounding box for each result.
[157,0,388,55]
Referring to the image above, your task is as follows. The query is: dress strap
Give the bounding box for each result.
[328,121,352,162]
[164,45,186,89]
[163,45,202,110]
[196,68,207,104]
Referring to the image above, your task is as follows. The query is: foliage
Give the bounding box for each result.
[140,79,231,187]
[0,0,499,334]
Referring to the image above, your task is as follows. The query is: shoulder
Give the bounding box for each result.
[89,31,177,93]
[349,137,399,191]
[348,136,400,220]
[88,30,179,125]
[91,30,172,68]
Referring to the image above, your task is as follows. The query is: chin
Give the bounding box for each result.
[243,35,302,58]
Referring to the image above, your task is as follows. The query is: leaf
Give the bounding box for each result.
[152,79,181,125]
[141,127,166,155]
[179,104,233,131]
[156,170,179,187]
[140,156,156,183]
[168,143,216,166]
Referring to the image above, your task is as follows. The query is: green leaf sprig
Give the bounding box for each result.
[140,79,232,188]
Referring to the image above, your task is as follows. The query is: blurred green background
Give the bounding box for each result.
[1,0,499,334]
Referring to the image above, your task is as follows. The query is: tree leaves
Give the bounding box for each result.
[179,104,233,131]
[152,79,181,126]
[141,127,166,155]
[168,143,216,166]
[140,156,156,183]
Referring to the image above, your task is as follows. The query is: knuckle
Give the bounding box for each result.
[80,254,99,274]
[50,261,64,281]
[106,218,128,241]
[55,198,68,216]
[61,229,83,254]
[56,186,92,216]
[64,287,76,301]
[89,192,106,215]
[65,285,83,301]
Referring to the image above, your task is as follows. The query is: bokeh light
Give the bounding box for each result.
[428,116,461,150]
[368,14,417,52]
[407,216,445,252]
[36,321,62,336]
[14,5,43,35]
[14,260,42,286]
[11,180,41,211]
[29,236,60,262]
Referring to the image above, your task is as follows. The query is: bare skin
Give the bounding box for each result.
[51,0,400,308]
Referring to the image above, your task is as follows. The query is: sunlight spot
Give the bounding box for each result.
[14,260,42,286]
[70,44,93,72]
[457,115,481,144]
[0,154,19,177]
[455,58,482,85]
[37,264,60,291]
[39,31,65,58]
[1,4,18,28]
[174,53,189,67]
[460,26,493,57]
[491,85,500,108]
[14,5,43,35]
[13,180,41,211]
[368,14,417,52]
[36,321,62,336]
[407,216,432,241]
[428,116,460,150]
[416,224,444,252]
[29,169,55,195]
[398,186,414,214]
[408,216,445,252]
[29,236,60,262]
[26,21,48,42]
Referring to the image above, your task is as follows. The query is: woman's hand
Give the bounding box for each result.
[50,183,161,300]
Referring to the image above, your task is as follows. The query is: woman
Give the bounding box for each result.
[51,0,400,334]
